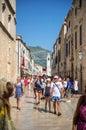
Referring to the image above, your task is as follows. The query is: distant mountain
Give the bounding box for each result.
[29,46,52,67]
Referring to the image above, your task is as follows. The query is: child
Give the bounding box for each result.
[44,78,51,112]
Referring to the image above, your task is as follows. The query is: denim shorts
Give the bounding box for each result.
[51,96,61,102]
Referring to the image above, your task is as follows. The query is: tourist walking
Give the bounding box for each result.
[66,76,72,101]
[35,75,42,105]
[62,77,67,97]
[24,77,28,93]
[58,77,64,98]
[44,78,51,112]
[50,75,62,116]
[14,77,23,110]
[41,76,46,99]
[73,78,79,97]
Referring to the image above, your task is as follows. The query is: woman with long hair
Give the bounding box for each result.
[14,77,23,110]
[44,78,51,112]
[72,86,86,130]
[35,75,42,105]
[0,80,15,130]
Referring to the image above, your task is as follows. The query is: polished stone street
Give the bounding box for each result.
[10,90,79,130]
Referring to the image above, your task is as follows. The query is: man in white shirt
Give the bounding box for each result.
[50,75,62,116]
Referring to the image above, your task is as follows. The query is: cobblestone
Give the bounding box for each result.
[10,90,79,130]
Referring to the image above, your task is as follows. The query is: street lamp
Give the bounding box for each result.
[78,50,83,92]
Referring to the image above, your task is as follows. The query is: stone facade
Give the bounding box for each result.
[65,8,74,78]
[52,0,86,92]
[73,0,86,91]
[51,22,66,76]
[16,35,34,78]
[0,0,16,82]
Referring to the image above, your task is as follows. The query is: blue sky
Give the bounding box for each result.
[16,0,72,51]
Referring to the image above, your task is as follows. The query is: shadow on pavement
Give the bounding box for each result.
[12,106,17,109]
[33,106,54,114]
[26,101,35,104]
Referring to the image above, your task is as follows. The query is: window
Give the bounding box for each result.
[75,7,77,16]
[23,50,25,54]
[2,3,6,24]
[69,21,70,28]
[8,14,11,22]
[80,25,82,45]
[66,43,68,57]
[8,14,11,32]
[2,3,6,12]
[75,66,77,78]
[79,0,82,8]
[58,51,61,62]
[67,25,68,31]
[8,48,11,64]
[59,37,61,44]
[69,41,70,55]
[48,58,50,61]
[55,56,57,64]
[75,31,77,49]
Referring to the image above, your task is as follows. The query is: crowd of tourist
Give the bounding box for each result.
[29,74,79,115]
[7,74,78,115]
[0,74,86,130]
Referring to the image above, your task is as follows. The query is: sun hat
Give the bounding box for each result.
[54,75,59,79]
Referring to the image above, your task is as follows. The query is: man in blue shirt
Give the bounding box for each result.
[66,77,72,101]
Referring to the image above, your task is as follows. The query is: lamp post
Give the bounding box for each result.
[78,51,83,92]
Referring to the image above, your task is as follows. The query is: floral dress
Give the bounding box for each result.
[77,105,86,130]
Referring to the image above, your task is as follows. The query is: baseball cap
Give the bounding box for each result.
[46,78,51,81]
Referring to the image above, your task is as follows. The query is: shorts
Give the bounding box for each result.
[51,96,61,102]
[35,87,42,92]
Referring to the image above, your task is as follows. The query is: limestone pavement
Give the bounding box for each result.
[10,90,79,130]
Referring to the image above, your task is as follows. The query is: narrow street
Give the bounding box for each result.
[10,89,79,130]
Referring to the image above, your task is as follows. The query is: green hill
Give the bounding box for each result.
[29,46,52,67]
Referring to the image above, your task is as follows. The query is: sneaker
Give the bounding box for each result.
[17,107,21,110]
[57,112,62,116]
[35,102,39,105]
[54,111,56,114]
[38,101,40,104]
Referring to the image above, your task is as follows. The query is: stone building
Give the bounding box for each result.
[52,0,86,92]
[51,38,59,75]
[72,0,86,91]
[65,8,74,79]
[16,35,34,78]
[0,0,16,82]
[51,22,66,76]
[58,21,67,77]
